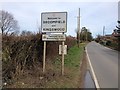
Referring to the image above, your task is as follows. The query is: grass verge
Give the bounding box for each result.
[45,43,86,88]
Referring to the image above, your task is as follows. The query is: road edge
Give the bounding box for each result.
[85,46,100,89]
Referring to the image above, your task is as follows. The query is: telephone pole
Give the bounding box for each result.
[103,26,105,41]
[103,26,105,37]
[77,8,80,47]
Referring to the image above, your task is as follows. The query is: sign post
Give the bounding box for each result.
[62,39,65,75]
[41,12,67,75]
[43,41,46,73]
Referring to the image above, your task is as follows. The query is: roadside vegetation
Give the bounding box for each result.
[95,20,120,51]
[2,34,76,88]
[2,34,87,88]
[95,34,119,51]
[45,43,86,88]
[1,10,91,88]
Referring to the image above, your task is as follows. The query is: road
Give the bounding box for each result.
[86,41,118,88]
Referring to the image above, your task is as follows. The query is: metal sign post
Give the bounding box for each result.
[43,41,46,73]
[62,40,65,75]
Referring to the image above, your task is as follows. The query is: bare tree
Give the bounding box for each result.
[0,10,19,35]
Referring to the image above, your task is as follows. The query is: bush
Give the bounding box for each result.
[106,40,111,46]
[99,41,104,45]
[2,34,43,83]
[95,39,99,43]
[2,34,76,83]
[110,42,118,50]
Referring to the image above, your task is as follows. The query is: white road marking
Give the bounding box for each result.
[85,47,100,89]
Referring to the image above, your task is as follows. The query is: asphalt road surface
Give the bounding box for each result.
[86,41,118,88]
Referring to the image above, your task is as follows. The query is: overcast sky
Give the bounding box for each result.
[1,0,119,37]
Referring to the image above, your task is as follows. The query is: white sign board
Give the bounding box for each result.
[41,12,67,33]
[59,45,67,55]
[42,34,66,41]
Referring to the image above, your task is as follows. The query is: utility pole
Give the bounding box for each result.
[103,26,105,37]
[86,29,87,42]
[103,26,105,41]
[103,26,106,45]
[77,8,80,47]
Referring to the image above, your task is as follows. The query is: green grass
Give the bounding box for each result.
[65,44,85,68]
[45,43,86,88]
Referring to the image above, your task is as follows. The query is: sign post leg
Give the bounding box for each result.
[62,41,64,76]
[43,41,46,73]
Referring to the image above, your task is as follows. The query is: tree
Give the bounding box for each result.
[75,28,80,47]
[80,27,93,42]
[116,21,120,36]
[0,10,19,35]
[87,31,93,41]
[95,34,101,43]
[81,27,87,41]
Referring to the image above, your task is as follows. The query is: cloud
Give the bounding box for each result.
[1,2,118,37]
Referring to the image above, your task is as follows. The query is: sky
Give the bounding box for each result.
[0,0,119,38]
